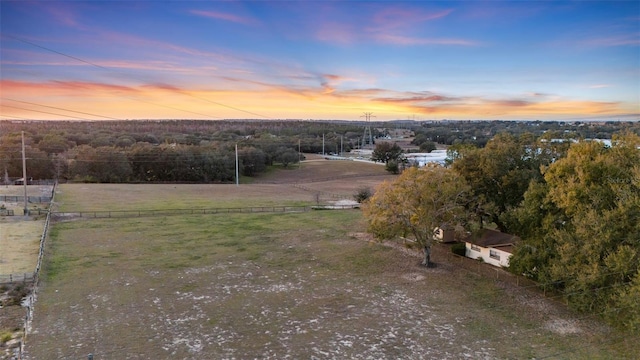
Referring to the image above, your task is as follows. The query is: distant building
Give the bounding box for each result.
[14,177,33,185]
[463,229,519,268]
[434,227,456,243]
[405,150,448,167]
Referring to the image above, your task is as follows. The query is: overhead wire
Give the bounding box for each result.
[5,34,271,120]
[3,32,636,356]
[1,104,89,121]
[1,98,121,120]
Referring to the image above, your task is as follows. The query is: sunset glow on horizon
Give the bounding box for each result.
[1,1,638,121]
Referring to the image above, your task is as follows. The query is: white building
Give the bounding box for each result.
[463,229,519,268]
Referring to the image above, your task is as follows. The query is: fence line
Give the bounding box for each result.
[0,195,52,203]
[0,273,35,285]
[256,172,390,185]
[15,182,57,359]
[291,184,351,200]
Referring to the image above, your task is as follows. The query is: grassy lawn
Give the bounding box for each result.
[0,184,52,276]
[0,221,42,275]
[26,203,634,359]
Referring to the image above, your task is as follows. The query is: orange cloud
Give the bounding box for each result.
[0,79,635,121]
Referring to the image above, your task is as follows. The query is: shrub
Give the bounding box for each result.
[451,242,466,256]
[385,160,400,174]
[0,331,12,344]
[353,186,373,203]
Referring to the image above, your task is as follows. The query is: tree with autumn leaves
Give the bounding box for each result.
[363,131,640,333]
[508,132,640,332]
[363,165,470,267]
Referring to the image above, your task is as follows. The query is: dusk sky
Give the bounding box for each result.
[1,1,639,121]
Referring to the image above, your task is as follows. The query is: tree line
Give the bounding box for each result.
[0,120,375,183]
[2,119,637,183]
[364,131,640,334]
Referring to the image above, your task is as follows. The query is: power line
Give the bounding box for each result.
[6,34,270,119]
[2,98,121,120]
[0,113,34,120]
[1,104,89,120]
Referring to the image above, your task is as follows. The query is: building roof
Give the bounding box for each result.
[463,229,519,249]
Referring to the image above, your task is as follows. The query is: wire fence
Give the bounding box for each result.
[0,273,35,285]
[9,183,57,360]
[0,195,52,203]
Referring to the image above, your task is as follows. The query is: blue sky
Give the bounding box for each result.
[1,0,638,121]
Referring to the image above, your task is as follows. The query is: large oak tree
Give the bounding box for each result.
[509,132,640,332]
[363,165,470,267]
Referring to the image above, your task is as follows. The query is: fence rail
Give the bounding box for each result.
[0,195,52,203]
[0,209,15,216]
[16,182,56,359]
[0,273,35,285]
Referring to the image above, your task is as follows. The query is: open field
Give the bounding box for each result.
[0,185,53,198]
[24,173,636,359]
[0,185,52,276]
[54,158,391,212]
[0,221,42,275]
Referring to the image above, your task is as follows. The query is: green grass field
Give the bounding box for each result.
[23,161,638,359]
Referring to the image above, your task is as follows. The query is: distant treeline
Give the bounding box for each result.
[1,119,638,182]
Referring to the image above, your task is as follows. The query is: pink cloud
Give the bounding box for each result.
[311,5,478,47]
[44,3,81,28]
[0,79,138,95]
[375,34,481,46]
[375,93,461,103]
[315,22,358,45]
[189,9,258,26]
[371,7,453,31]
[582,34,640,47]
[489,99,533,107]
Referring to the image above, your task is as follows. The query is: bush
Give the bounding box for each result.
[451,242,466,256]
[385,160,400,174]
[353,186,373,203]
[1,331,12,344]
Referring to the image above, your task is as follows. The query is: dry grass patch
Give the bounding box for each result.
[258,157,388,184]
[25,206,634,359]
[0,221,42,275]
[54,183,316,211]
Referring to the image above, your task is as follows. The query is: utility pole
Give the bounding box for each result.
[322,133,325,155]
[235,143,239,186]
[360,112,375,148]
[21,131,28,215]
[298,139,301,169]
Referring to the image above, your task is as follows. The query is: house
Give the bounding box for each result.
[463,229,519,268]
[434,227,455,243]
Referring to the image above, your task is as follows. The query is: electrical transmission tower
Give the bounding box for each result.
[360,112,375,148]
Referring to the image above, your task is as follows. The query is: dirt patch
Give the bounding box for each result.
[401,273,426,282]
[545,319,582,335]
